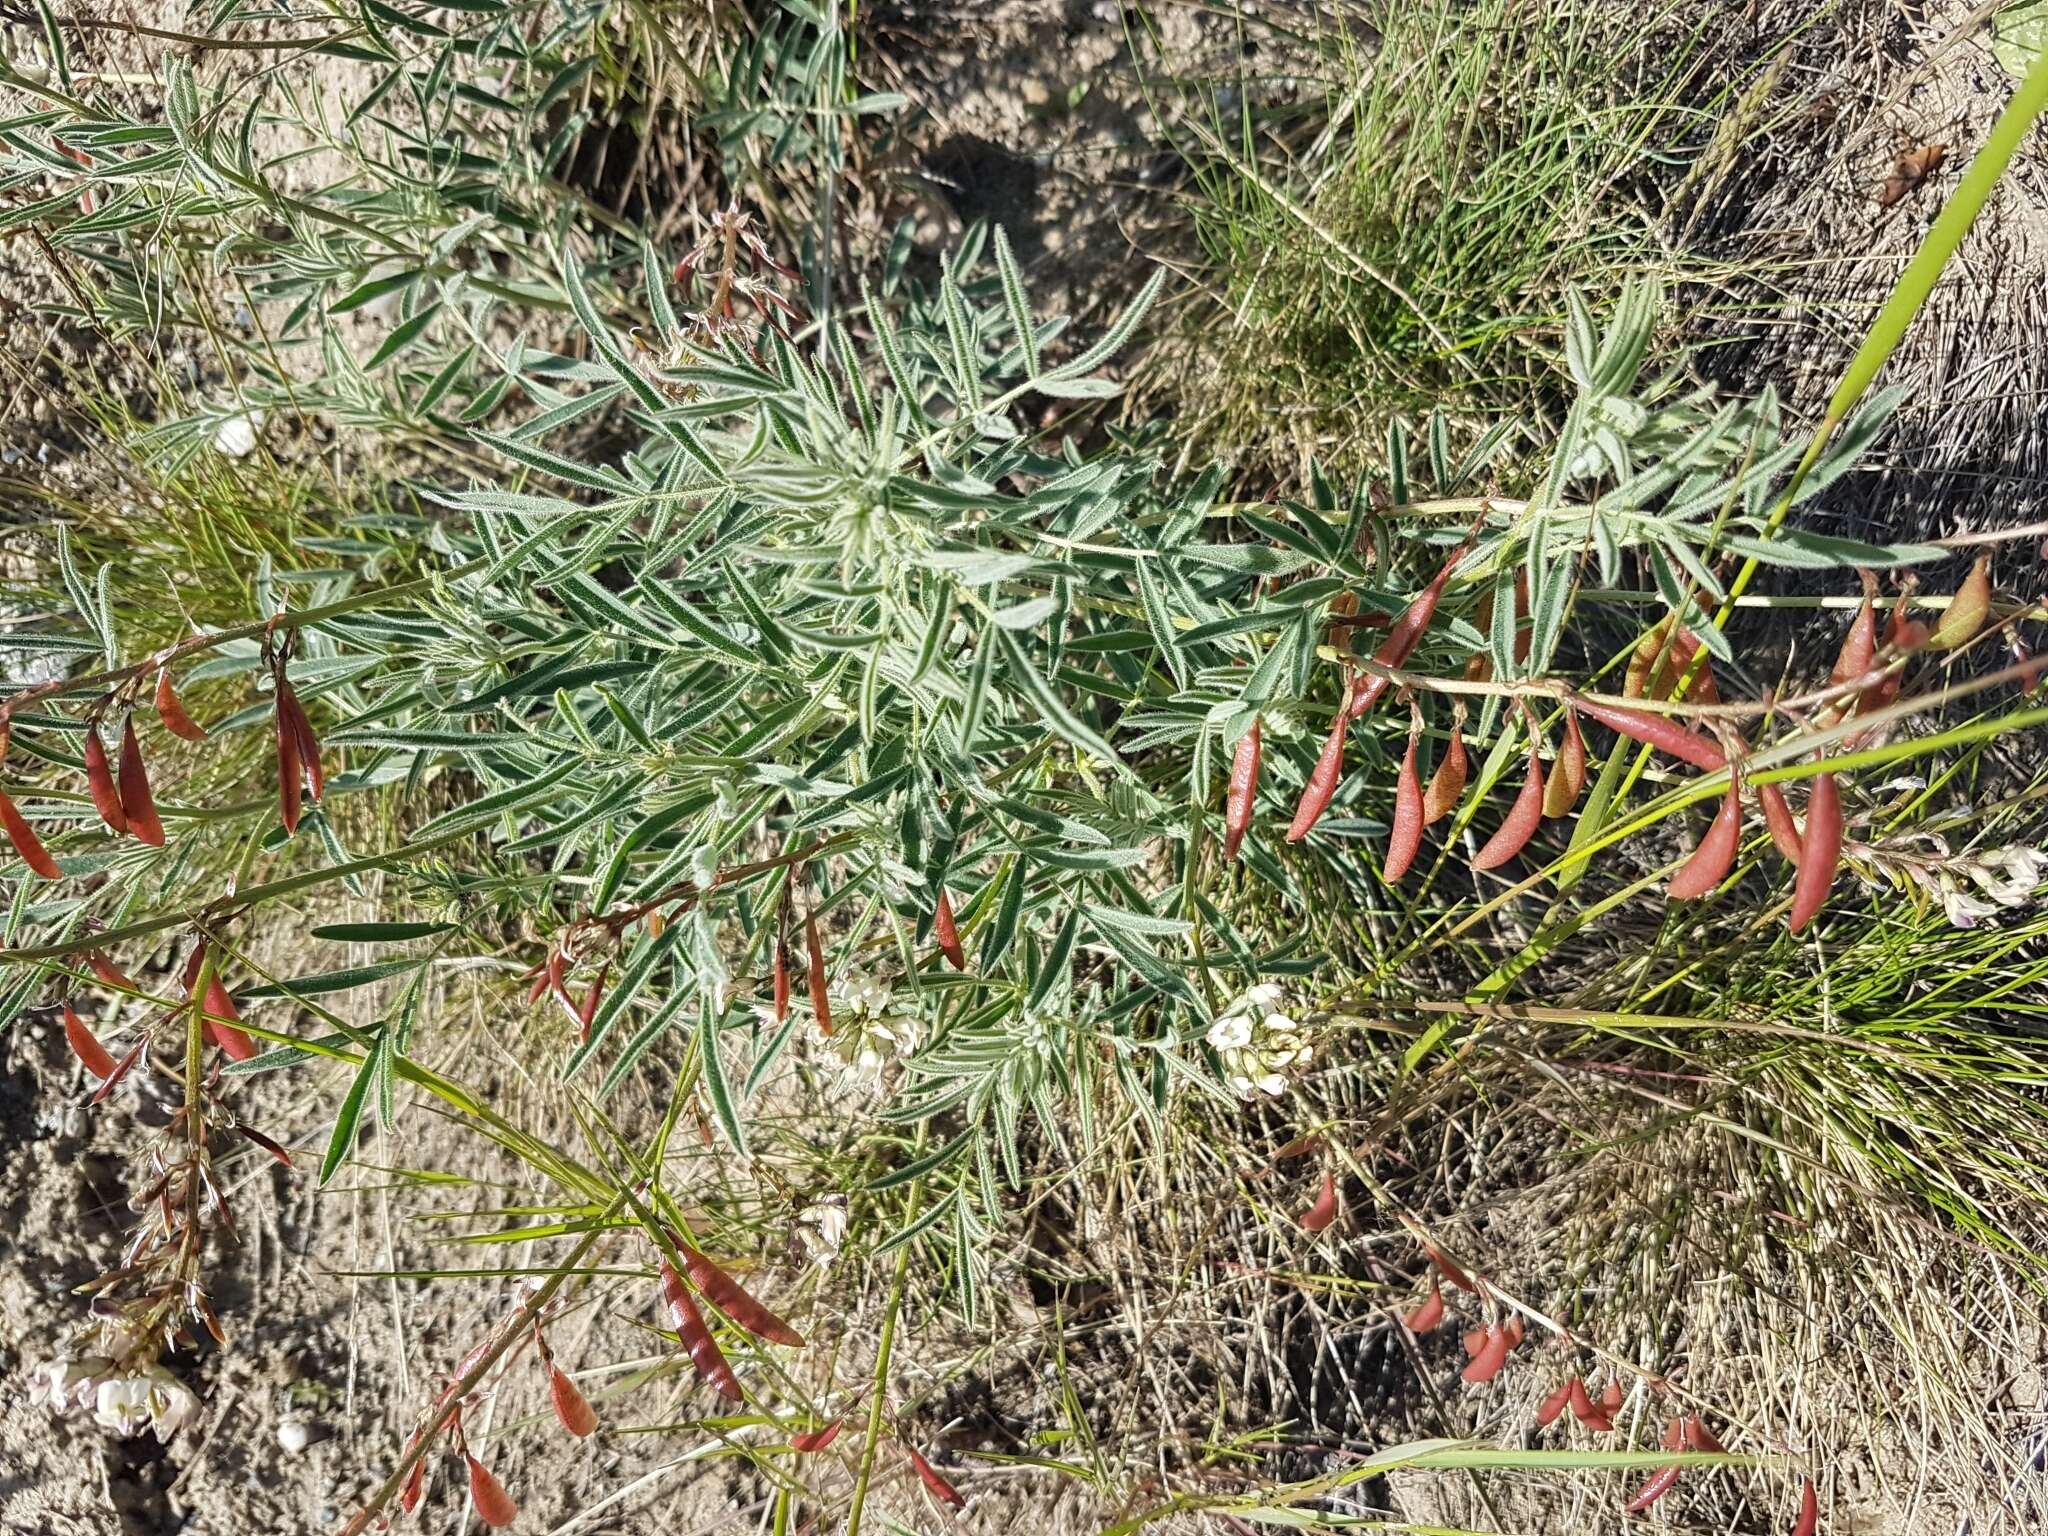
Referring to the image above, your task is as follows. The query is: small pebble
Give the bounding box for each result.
[277,1419,313,1454]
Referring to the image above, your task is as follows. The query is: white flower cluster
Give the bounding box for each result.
[810,969,922,1086]
[32,1356,200,1441]
[1204,982,1314,1098]
[1934,846,2048,928]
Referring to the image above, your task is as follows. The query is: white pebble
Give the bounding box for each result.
[276,1419,313,1454]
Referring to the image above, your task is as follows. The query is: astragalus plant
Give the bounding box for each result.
[7,150,2048,1536]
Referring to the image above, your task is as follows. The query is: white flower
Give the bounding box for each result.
[1977,847,2048,907]
[1942,881,1999,928]
[1254,1072,1288,1097]
[1205,1014,1253,1051]
[841,973,893,1018]
[1244,982,1285,1011]
[797,1199,847,1267]
[32,1356,108,1416]
[92,1366,199,1440]
[1261,1011,1297,1036]
[211,410,263,458]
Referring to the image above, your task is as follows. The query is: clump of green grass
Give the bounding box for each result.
[1156,0,1754,480]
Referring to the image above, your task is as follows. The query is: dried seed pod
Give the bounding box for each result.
[791,1418,844,1452]
[1299,1168,1339,1233]
[1572,696,1726,772]
[1422,709,1467,826]
[1624,1464,1682,1514]
[1542,708,1586,818]
[154,666,208,742]
[1568,1376,1613,1431]
[1788,772,1843,933]
[400,1457,427,1514]
[1403,1279,1445,1333]
[1792,1478,1819,1536]
[1384,723,1424,881]
[465,1452,518,1528]
[1598,1379,1624,1413]
[1286,674,1358,841]
[83,725,128,835]
[1536,1379,1574,1428]
[63,1001,117,1080]
[660,1256,743,1401]
[773,892,792,1020]
[1829,575,1878,697]
[118,718,165,847]
[0,790,60,879]
[804,906,831,1036]
[674,1238,804,1347]
[1223,716,1261,861]
[1462,1324,1511,1383]
[909,1447,966,1508]
[1670,779,1743,899]
[1930,555,1991,649]
[933,887,966,970]
[549,1364,598,1438]
[1471,738,1545,871]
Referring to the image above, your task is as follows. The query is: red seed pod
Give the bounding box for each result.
[909,1447,966,1508]
[1758,780,1804,865]
[791,1418,844,1452]
[1684,1416,1728,1453]
[195,964,257,1062]
[275,694,303,835]
[465,1452,518,1528]
[237,1124,294,1166]
[1624,1464,1683,1514]
[1461,1327,1487,1359]
[1670,778,1742,899]
[1470,738,1545,871]
[400,1457,426,1514]
[549,1364,598,1437]
[1461,1324,1511,1383]
[1788,771,1843,933]
[660,1256,743,1401]
[1830,577,1878,695]
[1286,674,1359,842]
[1403,1279,1445,1333]
[1502,1315,1525,1348]
[1299,1168,1339,1233]
[524,961,551,1008]
[772,932,791,1021]
[85,949,137,991]
[278,679,324,800]
[63,1001,118,1080]
[1542,707,1586,818]
[804,907,832,1036]
[1426,1247,1480,1293]
[1571,696,1727,772]
[87,1035,147,1105]
[0,790,60,879]
[1384,724,1424,882]
[1349,543,1469,721]
[1931,556,1992,649]
[82,726,128,835]
[576,963,610,1042]
[934,887,966,970]
[154,667,208,742]
[1422,709,1467,826]
[674,1239,805,1347]
[1599,1379,1624,1413]
[1792,1477,1819,1536]
[1223,716,1261,861]
[1536,1379,1574,1427]
[117,718,165,847]
[1568,1375,1613,1431]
